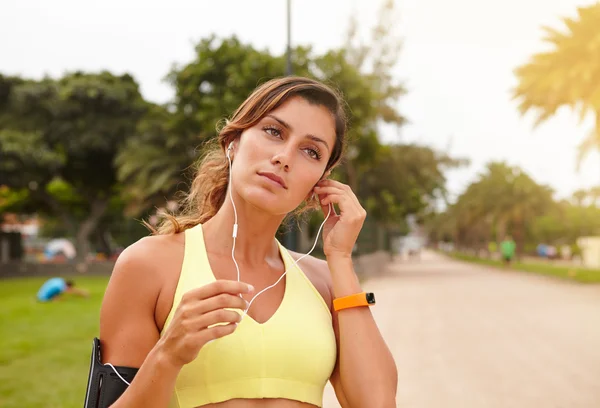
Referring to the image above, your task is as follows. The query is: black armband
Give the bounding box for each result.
[84,337,139,408]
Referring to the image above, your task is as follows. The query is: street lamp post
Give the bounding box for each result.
[286,0,292,76]
[283,0,299,251]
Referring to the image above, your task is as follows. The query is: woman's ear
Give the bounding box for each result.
[306,185,319,204]
[226,139,239,159]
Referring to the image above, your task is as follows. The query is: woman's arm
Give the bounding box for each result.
[99,238,182,408]
[314,179,398,407]
[327,257,397,408]
[99,236,251,408]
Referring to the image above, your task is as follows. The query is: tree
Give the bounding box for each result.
[572,189,588,207]
[341,0,406,191]
[512,3,600,172]
[430,162,555,254]
[344,0,406,126]
[0,186,28,213]
[116,104,184,216]
[0,71,147,259]
[360,143,466,223]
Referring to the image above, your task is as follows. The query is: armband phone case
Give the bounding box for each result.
[83,337,139,408]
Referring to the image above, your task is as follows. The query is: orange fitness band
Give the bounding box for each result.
[333,292,376,312]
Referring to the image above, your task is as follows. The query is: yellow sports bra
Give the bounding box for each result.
[160,224,337,407]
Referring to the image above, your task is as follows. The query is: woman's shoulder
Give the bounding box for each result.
[110,233,185,291]
[117,233,185,265]
[100,233,186,367]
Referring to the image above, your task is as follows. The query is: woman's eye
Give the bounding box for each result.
[264,126,282,138]
[305,148,322,160]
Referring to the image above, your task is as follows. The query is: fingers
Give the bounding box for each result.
[184,280,254,301]
[315,180,361,207]
[177,305,242,347]
[320,195,350,221]
[313,181,347,215]
[318,191,354,213]
[192,309,242,330]
[317,193,338,217]
[198,322,238,344]
[313,185,345,196]
[197,292,248,315]
[318,192,345,207]
[318,192,366,226]
[315,180,366,219]
[178,282,249,322]
[316,179,351,192]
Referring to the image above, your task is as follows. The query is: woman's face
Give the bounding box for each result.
[231,96,336,215]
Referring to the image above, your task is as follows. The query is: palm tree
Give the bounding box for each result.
[116,104,194,216]
[572,189,588,207]
[447,163,555,255]
[512,3,600,172]
[589,186,600,207]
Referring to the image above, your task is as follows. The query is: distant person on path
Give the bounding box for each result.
[500,236,516,266]
[488,241,497,258]
[537,243,548,258]
[36,277,89,302]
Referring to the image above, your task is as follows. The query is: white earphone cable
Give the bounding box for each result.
[103,363,131,386]
[240,204,331,320]
[226,141,332,320]
[226,146,241,286]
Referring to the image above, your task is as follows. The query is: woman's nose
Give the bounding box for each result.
[270,146,293,170]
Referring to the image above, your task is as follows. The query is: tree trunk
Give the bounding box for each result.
[37,190,77,237]
[496,219,507,241]
[344,159,358,192]
[513,219,525,260]
[75,198,109,265]
[94,227,113,258]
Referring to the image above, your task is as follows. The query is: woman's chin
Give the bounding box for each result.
[241,188,297,215]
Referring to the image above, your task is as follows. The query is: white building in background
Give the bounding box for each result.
[1,214,40,236]
[576,237,600,268]
[393,214,427,258]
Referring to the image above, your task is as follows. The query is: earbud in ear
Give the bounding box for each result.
[226,141,234,159]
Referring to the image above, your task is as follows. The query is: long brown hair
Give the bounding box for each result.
[150,76,348,235]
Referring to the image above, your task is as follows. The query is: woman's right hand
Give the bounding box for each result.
[156,280,253,368]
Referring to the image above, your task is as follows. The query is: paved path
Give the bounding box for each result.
[323,251,600,407]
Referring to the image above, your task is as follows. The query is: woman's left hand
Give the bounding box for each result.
[314,179,367,259]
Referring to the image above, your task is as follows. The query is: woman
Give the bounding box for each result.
[99,76,397,407]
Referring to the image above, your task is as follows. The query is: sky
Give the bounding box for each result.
[1,0,598,201]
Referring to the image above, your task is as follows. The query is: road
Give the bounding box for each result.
[322,250,600,408]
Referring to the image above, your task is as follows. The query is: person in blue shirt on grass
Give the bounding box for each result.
[36,277,89,302]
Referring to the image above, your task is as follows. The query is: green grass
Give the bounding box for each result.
[447,252,600,283]
[0,276,110,408]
